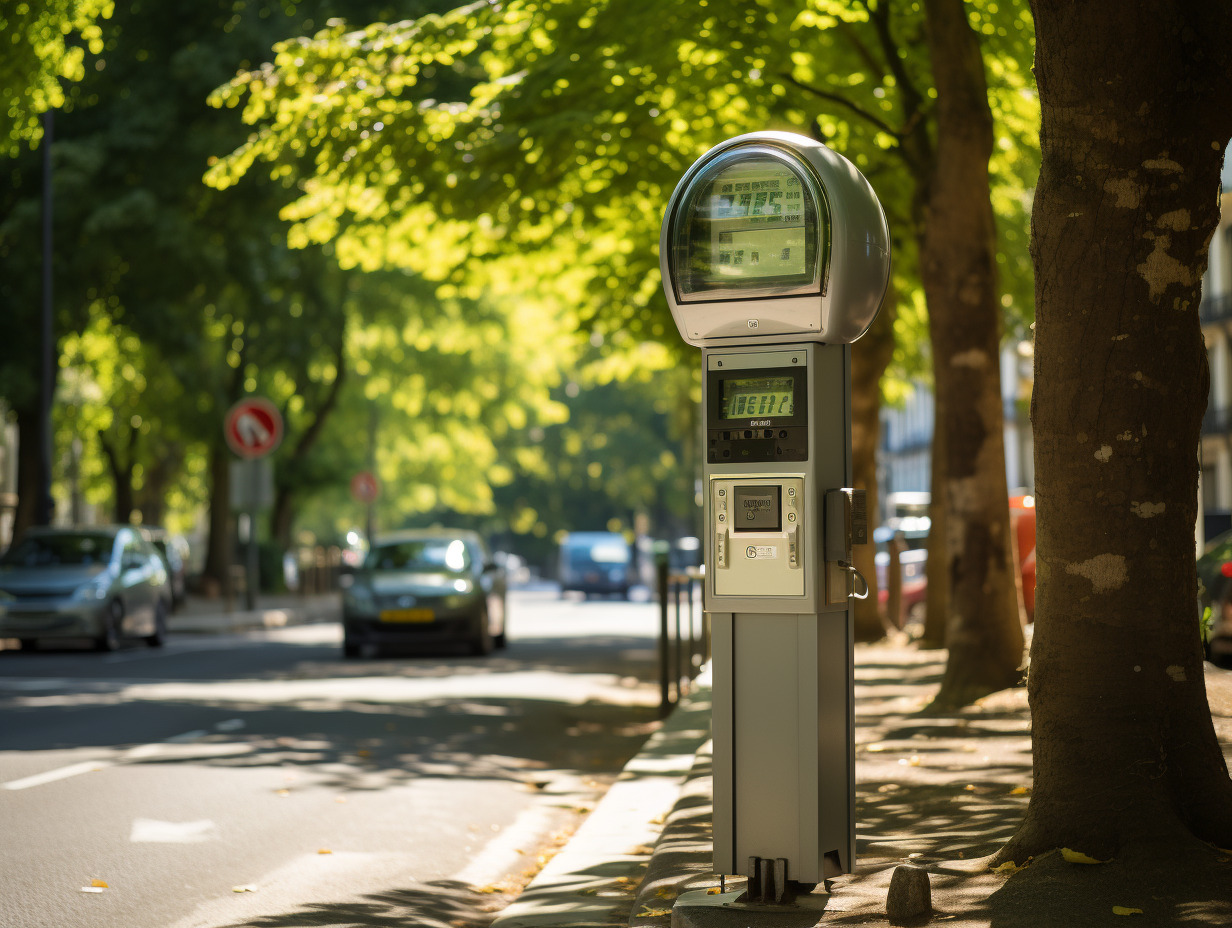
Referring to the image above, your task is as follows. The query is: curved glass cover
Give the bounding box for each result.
[672,149,825,300]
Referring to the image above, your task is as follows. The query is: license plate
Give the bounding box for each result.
[379,608,435,623]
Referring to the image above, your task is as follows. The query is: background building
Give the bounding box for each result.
[1199,155,1232,542]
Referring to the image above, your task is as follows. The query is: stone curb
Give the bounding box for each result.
[491,670,714,928]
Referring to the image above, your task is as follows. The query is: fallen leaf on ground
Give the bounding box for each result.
[1010,786,1031,795]
[1061,848,1109,865]
[317,848,332,855]
[232,885,258,893]
[89,879,108,888]
[275,789,291,797]
[1112,906,1143,916]
[964,784,977,792]
[637,907,672,917]
[655,886,676,899]
[990,861,1026,875]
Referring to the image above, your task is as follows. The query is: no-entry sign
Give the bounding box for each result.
[224,397,283,459]
[350,471,380,504]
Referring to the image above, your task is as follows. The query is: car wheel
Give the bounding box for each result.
[469,607,494,656]
[95,601,123,652]
[343,634,362,659]
[145,600,168,648]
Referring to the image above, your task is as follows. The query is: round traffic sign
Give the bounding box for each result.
[350,471,380,504]
[224,397,283,459]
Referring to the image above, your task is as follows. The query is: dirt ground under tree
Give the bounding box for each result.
[624,639,1232,928]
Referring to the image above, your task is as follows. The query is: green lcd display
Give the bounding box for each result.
[721,376,795,419]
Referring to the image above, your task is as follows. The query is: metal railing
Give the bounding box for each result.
[656,561,708,717]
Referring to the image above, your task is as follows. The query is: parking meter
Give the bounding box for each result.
[661,131,888,897]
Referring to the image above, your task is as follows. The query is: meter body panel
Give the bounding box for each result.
[702,343,850,614]
[661,132,889,348]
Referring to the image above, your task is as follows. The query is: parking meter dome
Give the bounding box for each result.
[661,132,890,347]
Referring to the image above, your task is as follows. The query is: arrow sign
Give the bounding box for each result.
[224,397,283,459]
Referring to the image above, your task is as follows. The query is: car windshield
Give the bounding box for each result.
[568,542,629,567]
[1,533,116,568]
[366,539,470,573]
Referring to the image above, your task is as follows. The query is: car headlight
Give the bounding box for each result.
[71,575,111,602]
[344,584,376,614]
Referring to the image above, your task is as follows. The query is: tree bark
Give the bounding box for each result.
[921,0,1024,708]
[919,382,950,648]
[270,343,347,550]
[1000,0,1232,862]
[11,401,43,540]
[98,428,136,525]
[202,440,232,597]
[851,282,898,641]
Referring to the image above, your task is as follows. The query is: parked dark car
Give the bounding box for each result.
[558,531,634,599]
[1196,529,1232,667]
[0,525,171,651]
[341,529,507,658]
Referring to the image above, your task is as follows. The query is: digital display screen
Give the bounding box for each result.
[675,153,819,295]
[720,375,795,419]
[733,485,781,532]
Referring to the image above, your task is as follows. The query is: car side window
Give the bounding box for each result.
[121,534,145,567]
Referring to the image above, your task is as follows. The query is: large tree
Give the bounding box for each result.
[207,0,1038,652]
[995,0,1232,909]
[921,0,1024,706]
[0,0,111,156]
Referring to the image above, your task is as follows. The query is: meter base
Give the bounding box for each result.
[672,886,831,928]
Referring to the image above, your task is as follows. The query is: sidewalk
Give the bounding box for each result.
[169,591,341,635]
[494,640,1037,928]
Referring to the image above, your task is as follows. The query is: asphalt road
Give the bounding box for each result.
[0,588,669,928]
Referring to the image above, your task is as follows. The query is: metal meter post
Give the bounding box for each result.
[660,131,889,900]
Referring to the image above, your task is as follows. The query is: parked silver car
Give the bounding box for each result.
[0,526,171,651]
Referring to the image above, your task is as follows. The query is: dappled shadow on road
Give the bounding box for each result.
[1,692,663,791]
[217,878,509,928]
[0,624,670,793]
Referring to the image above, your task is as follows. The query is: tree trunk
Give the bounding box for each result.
[99,427,136,524]
[920,0,1024,707]
[11,401,43,539]
[1000,0,1232,864]
[851,282,898,641]
[271,342,346,550]
[202,441,232,597]
[919,379,950,648]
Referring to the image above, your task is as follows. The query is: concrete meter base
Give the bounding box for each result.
[710,611,855,884]
[672,888,832,928]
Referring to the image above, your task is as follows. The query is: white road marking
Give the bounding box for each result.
[451,801,565,889]
[130,818,217,843]
[2,760,112,790]
[2,728,213,790]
